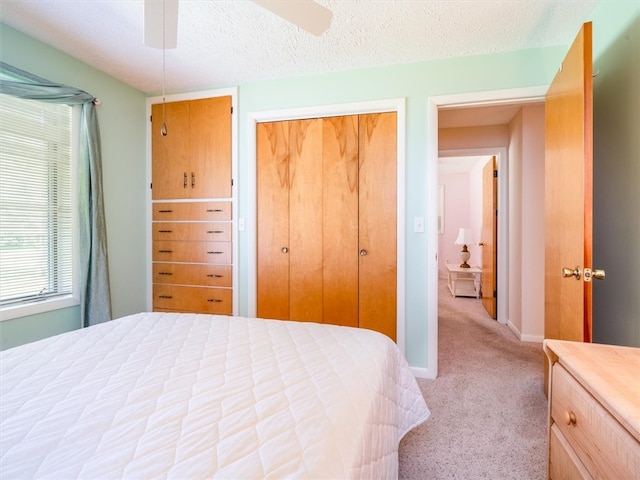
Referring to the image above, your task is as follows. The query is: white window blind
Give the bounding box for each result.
[0,94,73,307]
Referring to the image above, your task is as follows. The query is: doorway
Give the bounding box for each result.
[426,86,547,379]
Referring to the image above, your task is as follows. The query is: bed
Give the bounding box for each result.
[0,312,429,478]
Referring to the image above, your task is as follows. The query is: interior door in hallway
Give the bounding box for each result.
[481,156,497,319]
[545,22,594,344]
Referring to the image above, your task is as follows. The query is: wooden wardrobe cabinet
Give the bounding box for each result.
[150,94,234,316]
[256,112,397,341]
[151,96,232,200]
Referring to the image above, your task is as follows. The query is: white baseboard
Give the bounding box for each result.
[508,320,544,343]
[411,366,436,379]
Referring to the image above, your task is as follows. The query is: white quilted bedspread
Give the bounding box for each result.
[1,312,429,479]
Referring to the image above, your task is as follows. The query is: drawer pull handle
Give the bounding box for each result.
[158,272,173,276]
[207,209,224,213]
[207,274,223,278]
[184,172,187,188]
[207,299,223,303]
[158,295,173,299]
[158,209,174,213]
[158,250,173,253]
[207,230,224,234]
[207,251,224,255]
[158,230,173,233]
[191,172,195,188]
[563,411,577,426]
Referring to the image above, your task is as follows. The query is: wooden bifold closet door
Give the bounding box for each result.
[256,112,397,341]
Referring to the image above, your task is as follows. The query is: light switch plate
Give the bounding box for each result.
[414,216,424,233]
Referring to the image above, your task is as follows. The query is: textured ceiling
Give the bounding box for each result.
[0,0,598,95]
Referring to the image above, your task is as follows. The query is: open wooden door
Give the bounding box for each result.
[481,156,497,318]
[545,22,599,346]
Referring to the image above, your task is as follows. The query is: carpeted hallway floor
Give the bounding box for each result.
[398,280,548,479]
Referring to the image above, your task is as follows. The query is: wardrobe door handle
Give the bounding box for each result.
[191,172,195,188]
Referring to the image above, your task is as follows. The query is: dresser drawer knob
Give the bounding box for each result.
[563,411,577,426]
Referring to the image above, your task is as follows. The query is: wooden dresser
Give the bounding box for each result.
[544,340,640,479]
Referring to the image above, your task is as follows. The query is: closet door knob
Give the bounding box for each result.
[281,247,288,254]
[360,249,367,256]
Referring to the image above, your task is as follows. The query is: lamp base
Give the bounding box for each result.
[459,245,471,268]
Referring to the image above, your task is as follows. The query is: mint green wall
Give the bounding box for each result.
[235,48,564,368]
[0,24,148,350]
[591,0,640,346]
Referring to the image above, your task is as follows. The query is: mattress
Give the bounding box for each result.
[1,312,429,479]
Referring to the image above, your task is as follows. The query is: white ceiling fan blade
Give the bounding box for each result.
[144,0,179,49]
[251,0,333,36]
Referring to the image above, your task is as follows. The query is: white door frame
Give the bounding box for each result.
[426,86,547,378]
[247,98,407,353]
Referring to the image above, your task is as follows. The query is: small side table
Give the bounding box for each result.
[446,263,482,298]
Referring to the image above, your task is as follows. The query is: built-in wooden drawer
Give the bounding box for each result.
[551,364,640,479]
[153,263,232,287]
[152,241,231,264]
[152,201,231,221]
[152,222,232,242]
[153,285,232,315]
[549,423,590,479]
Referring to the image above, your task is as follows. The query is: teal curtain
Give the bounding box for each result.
[0,62,112,327]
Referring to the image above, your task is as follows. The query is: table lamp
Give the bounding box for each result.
[454,227,473,268]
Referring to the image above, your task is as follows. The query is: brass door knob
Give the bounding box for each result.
[562,266,581,280]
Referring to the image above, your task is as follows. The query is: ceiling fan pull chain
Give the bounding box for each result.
[160,0,168,137]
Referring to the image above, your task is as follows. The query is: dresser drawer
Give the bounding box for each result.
[152,222,232,242]
[153,285,232,314]
[152,241,231,264]
[153,201,231,221]
[551,364,640,479]
[153,263,232,287]
[549,423,590,480]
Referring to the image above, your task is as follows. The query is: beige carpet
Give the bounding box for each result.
[398,280,548,479]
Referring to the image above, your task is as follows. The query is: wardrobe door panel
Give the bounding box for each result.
[190,96,232,199]
[322,116,359,327]
[359,112,397,341]
[257,121,290,320]
[151,100,190,200]
[289,119,324,323]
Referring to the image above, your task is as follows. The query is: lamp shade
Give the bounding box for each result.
[454,228,474,245]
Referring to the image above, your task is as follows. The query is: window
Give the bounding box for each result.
[0,94,78,319]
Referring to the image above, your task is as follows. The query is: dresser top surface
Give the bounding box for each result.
[544,339,640,441]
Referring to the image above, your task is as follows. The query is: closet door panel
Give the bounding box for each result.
[322,116,359,327]
[152,101,190,199]
[190,96,232,198]
[359,112,397,341]
[289,119,323,323]
[257,121,290,320]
